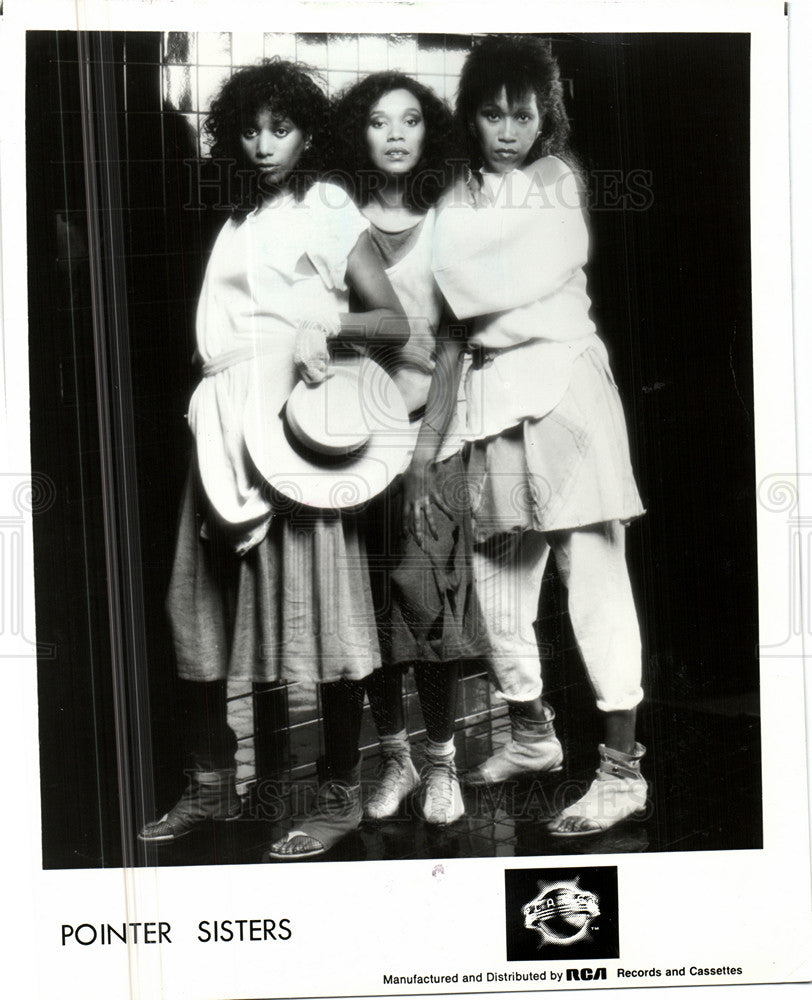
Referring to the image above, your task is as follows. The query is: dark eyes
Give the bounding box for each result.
[481,111,534,124]
[368,116,423,128]
[242,126,291,139]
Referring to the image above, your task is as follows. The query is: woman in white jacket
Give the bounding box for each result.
[404,35,647,836]
[138,59,410,857]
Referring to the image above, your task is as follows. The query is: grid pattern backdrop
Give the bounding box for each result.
[163,32,474,152]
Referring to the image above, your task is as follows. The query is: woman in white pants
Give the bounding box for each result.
[403,34,647,836]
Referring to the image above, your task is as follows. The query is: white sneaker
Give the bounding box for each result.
[420,757,465,825]
[364,748,419,821]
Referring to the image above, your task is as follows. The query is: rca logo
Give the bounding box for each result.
[505,868,620,962]
[522,879,600,947]
[566,968,607,981]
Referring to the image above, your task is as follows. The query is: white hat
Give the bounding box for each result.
[243,354,417,509]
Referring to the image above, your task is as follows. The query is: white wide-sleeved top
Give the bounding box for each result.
[187,182,368,535]
[431,156,607,441]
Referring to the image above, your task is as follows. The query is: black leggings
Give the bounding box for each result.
[179,677,365,781]
[364,663,460,743]
[178,679,238,772]
[179,663,459,780]
[319,678,366,778]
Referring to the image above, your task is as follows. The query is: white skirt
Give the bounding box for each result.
[465,347,645,541]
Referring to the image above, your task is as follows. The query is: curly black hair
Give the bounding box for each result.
[456,35,577,173]
[329,72,459,212]
[203,58,329,204]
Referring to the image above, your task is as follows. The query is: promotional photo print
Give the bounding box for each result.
[1,1,809,998]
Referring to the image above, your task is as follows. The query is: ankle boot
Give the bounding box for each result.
[546,742,647,836]
[419,739,464,825]
[265,759,363,861]
[138,768,241,843]
[365,734,419,821]
[465,702,564,786]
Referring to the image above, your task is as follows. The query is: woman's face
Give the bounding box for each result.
[240,105,308,189]
[473,87,541,174]
[365,88,426,177]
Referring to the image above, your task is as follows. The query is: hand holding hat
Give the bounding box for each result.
[244,353,418,510]
[293,312,342,385]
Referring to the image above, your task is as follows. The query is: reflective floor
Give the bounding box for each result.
[139,698,762,867]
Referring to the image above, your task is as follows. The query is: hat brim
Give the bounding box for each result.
[243,355,417,509]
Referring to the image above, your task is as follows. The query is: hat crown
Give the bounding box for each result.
[285,368,372,457]
[243,356,416,509]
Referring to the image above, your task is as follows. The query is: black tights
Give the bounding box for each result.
[320,678,366,779]
[319,664,459,783]
[364,663,460,743]
[179,679,238,772]
[179,678,365,782]
[179,665,459,781]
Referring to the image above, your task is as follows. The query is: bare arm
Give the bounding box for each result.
[402,323,467,548]
[294,229,410,384]
[338,230,410,348]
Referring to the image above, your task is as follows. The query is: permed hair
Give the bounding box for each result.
[456,35,575,171]
[203,58,329,203]
[329,72,458,212]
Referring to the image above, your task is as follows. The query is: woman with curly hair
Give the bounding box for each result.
[327,72,488,830]
[407,35,648,836]
[138,58,410,857]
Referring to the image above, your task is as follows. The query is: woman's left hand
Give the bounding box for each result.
[401,465,451,550]
[293,315,340,385]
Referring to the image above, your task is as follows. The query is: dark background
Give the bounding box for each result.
[27,32,758,869]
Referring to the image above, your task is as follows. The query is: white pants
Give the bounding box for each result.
[472,521,643,712]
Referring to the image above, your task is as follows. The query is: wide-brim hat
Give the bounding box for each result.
[244,354,417,510]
